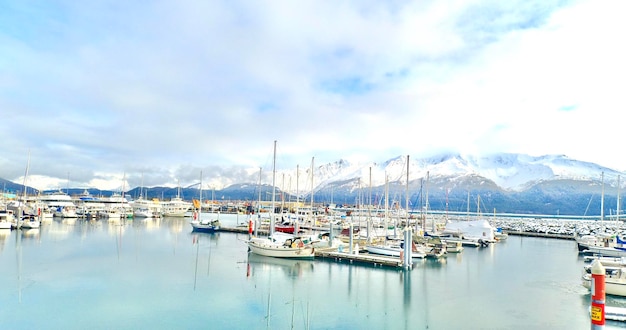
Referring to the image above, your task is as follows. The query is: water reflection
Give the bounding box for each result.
[0,230,11,254]
[246,253,315,278]
[21,228,40,240]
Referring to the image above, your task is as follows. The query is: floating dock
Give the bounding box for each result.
[504,230,574,240]
[314,249,405,268]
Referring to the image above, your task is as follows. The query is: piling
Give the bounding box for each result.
[591,260,606,329]
[402,227,412,269]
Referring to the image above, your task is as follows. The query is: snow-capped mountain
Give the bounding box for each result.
[273,153,621,195]
[7,152,623,216]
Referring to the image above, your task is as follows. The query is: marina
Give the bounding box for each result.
[1,213,625,329]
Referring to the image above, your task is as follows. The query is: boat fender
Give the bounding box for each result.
[298,241,304,248]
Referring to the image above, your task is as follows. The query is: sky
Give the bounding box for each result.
[1,0,625,192]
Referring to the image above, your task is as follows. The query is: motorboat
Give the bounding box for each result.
[582,264,626,296]
[190,219,221,233]
[0,210,14,230]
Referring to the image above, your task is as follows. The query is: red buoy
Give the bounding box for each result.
[591,260,606,329]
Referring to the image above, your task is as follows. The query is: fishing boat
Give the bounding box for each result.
[245,141,315,259]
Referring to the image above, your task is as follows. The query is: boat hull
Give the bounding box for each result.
[583,275,626,296]
[583,246,626,258]
[191,220,220,233]
[365,244,425,259]
[247,238,315,259]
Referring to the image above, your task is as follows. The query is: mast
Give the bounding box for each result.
[601,171,605,222]
[281,173,285,215]
[310,157,314,226]
[618,175,621,222]
[199,170,203,219]
[18,150,31,228]
[425,171,431,232]
[405,155,410,229]
[257,167,262,214]
[270,140,277,237]
[467,191,470,220]
[296,164,300,221]
[385,174,390,238]
[367,166,372,242]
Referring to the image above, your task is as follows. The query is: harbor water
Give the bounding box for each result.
[1,214,625,329]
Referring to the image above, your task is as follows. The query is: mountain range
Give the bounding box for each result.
[2,153,624,217]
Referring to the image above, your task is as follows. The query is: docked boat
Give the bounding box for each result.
[365,241,426,259]
[191,219,221,233]
[582,264,626,296]
[162,196,192,217]
[131,198,162,218]
[0,210,14,230]
[101,193,133,218]
[245,141,315,259]
[247,234,315,259]
[274,218,297,234]
[442,219,496,244]
[583,255,626,267]
[38,191,78,218]
[576,233,616,253]
[19,215,40,229]
[425,237,447,259]
[582,245,626,258]
[442,240,464,253]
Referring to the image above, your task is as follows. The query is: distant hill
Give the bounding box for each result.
[2,153,623,217]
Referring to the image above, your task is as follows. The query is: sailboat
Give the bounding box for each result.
[17,151,41,229]
[246,141,315,259]
[366,156,427,259]
[190,171,221,233]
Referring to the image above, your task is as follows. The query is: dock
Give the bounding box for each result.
[504,230,574,240]
[314,248,405,268]
[214,226,410,268]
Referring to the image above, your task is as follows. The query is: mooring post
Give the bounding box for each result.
[403,227,412,269]
[349,223,354,255]
[591,260,605,329]
[329,221,334,247]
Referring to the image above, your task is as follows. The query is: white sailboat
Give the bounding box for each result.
[246,141,315,259]
[366,155,426,259]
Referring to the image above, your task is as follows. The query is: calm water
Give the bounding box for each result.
[1,214,624,329]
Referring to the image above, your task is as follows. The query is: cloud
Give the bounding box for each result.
[1,0,625,191]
